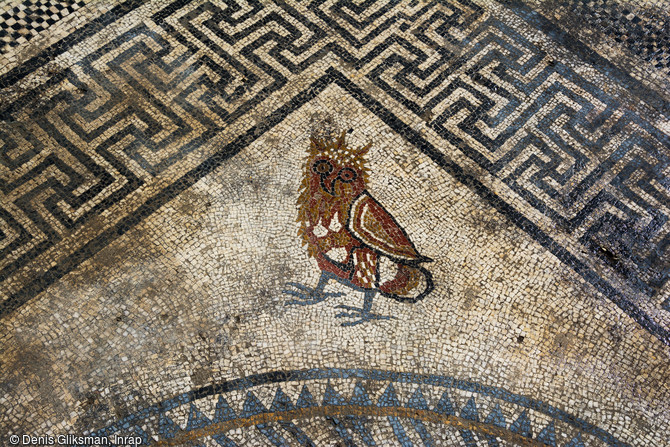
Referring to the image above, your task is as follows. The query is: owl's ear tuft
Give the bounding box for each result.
[335,130,347,150]
[357,142,372,156]
[309,135,325,153]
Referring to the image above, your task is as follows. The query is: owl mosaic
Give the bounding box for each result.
[283,132,434,325]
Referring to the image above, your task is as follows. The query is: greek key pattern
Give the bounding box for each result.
[421,19,670,298]
[0,0,669,347]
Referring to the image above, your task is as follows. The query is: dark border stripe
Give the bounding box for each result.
[0,0,147,89]
[1,0,666,118]
[495,0,670,117]
[1,0,668,320]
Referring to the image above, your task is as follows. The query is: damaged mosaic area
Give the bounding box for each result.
[0,0,669,446]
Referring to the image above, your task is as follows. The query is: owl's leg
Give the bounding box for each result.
[334,289,394,326]
[283,271,344,306]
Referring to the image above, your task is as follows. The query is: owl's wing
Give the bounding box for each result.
[348,192,431,263]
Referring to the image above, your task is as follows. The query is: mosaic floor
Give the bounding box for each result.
[1,0,669,446]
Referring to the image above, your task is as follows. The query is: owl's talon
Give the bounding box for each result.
[282,280,343,306]
[284,282,313,291]
[334,304,393,326]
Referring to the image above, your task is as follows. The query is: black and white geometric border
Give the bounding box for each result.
[0,0,668,350]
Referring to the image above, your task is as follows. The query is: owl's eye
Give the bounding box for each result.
[312,160,333,175]
[338,167,357,183]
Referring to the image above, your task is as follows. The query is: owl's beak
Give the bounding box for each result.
[320,174,337,195]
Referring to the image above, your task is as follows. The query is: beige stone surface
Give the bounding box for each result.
[2,85,668,445]
[1,0,669,445]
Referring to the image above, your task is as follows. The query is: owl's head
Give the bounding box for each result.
[306,131,370,199]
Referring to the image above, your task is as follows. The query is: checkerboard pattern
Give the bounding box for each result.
[0,0,86,52]
[566,0,670,74]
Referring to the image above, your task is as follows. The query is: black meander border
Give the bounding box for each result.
[0,0,667,116]
[3,68,669,348]
[0,1,667,343]
[326,71,670,347]
[0,2,150,123]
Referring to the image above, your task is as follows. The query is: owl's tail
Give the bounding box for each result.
[377,257,434,303]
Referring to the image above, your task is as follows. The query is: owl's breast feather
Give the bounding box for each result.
[328,212,343,232]
[312,220,328,238]
[309,212,343,239]
[325,246,348,264]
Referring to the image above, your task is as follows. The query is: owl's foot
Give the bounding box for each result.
[283,282,344,306]
[334,304,395,326]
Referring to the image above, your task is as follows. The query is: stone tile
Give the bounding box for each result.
[0,0,668,446]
